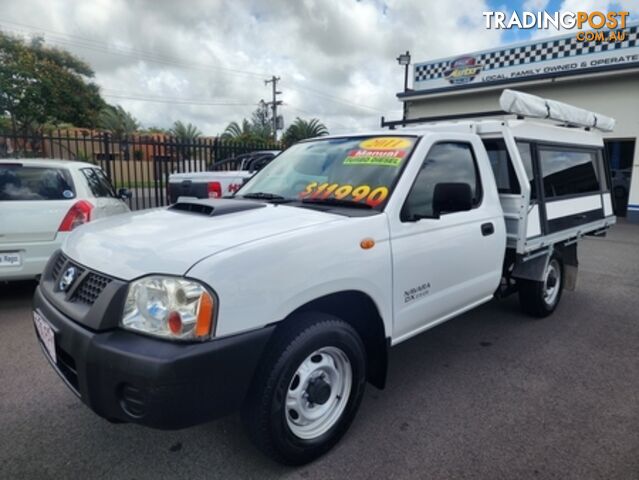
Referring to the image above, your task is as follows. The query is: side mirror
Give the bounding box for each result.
[118,188,132,200]
[432,183,473,217]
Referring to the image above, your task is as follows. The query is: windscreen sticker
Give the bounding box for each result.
[299,182,389,207]
[359,137,413,150]
[344,149,405,167]
[62,190,74,198]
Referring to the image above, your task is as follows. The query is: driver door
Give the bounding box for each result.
[389,139,504,342]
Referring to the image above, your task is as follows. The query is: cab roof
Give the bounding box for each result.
[0,158,97,169]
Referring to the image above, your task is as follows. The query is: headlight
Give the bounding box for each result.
[121,276,216,341]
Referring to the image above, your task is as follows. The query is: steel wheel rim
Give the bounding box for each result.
[543,259,560,306]
[285,346,352,440]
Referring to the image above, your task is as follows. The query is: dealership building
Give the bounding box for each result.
[397,23,639,222]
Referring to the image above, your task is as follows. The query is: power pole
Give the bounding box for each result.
[264,76,282,140]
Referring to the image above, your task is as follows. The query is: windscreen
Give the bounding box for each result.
[239,136,418,209]
[0,164,76,201]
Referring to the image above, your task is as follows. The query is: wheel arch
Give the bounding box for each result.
[273,290,389,389]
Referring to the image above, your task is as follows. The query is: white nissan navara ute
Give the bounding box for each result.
[33,91,616,465]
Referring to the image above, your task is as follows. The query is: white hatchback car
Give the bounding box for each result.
[0,159,130,281]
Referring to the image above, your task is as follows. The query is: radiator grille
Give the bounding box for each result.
[72,272,112,305]
[52,252,112,306]
[52,253,66,278]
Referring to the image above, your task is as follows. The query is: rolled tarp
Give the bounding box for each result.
[499,89,615,132]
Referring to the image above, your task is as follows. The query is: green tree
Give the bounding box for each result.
[222,103,274,142]
[141,126,168,135]
[0,115,11,133]
[169,120,202,141]
[282,117,328,145]
[222,119,249,140]
[221,119,265,142]
[0,32,105,135]
[251,100,272,139]
[98,105,139,138]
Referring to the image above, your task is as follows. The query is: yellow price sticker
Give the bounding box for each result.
[359,137,413,151]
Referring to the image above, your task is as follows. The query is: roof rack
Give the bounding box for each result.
[380,110,509,129]
[381,89,616,132]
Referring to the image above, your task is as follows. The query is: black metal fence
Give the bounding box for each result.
[0,131,281,210]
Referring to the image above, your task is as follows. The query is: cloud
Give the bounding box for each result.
[530,0,637,38]
[522,0,551,11]
[0,0,507,135]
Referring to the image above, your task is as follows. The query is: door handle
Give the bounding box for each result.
[481,222,494,236]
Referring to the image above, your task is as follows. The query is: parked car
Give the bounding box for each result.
[33,92,615,465]
[167,150,280,203]
[0,159,130,281]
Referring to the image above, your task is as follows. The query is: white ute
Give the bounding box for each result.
[167,150,280,202]
[0,159,130,281]
[33,91,615,465]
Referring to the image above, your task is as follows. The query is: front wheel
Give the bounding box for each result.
[518,256,564,317]
[242,313,367,465]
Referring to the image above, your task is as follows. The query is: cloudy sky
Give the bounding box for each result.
[0,0,636,136]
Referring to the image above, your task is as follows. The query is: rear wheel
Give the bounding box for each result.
[518,256,563,317]
[242,312,366,465]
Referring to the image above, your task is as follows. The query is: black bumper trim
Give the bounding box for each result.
[33,286,275,430]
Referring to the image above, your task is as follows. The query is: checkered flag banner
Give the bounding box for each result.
[414,24,639,86]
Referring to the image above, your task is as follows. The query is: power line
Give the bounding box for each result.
[0,19,387,115]
[102,93,258,106]
[0,21,268,79]
[286,84,385,113]
[284,104,353,131]
[101,88,253,104]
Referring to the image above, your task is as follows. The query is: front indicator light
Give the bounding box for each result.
[121,276,217,341]
[195,292,214,337]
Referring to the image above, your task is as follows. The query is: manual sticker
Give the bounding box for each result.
[344,149,405,167]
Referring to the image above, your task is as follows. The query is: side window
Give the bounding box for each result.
[81,168,116,198]
[538,147,600,198]
[482,139,520,194]
[402,142,481,220]
[516,141,536,200]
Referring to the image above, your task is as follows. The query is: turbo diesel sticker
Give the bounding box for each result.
[359,137,413,150]
[344,149,405,167]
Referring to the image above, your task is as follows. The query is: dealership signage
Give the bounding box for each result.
[413,23,639,93]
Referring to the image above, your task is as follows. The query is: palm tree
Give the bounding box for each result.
[170,120,202,142]
[98,105,139,138]
[282,117,328,145]
[221,119,269,142]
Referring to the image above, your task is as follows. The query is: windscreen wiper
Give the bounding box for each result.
[301,197,373,209]
[239,192,293,203]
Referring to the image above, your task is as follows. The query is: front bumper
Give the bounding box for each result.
[33,285,275,430]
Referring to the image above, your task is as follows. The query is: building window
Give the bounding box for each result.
[605,139,635,217]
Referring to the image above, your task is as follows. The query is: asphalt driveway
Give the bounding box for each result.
[1,222,638,479]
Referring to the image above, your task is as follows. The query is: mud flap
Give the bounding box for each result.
[559,243,578,291]
[512,249,551,282]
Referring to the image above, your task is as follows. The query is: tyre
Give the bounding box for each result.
[518,256,563,318]
[242,312,367,465]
